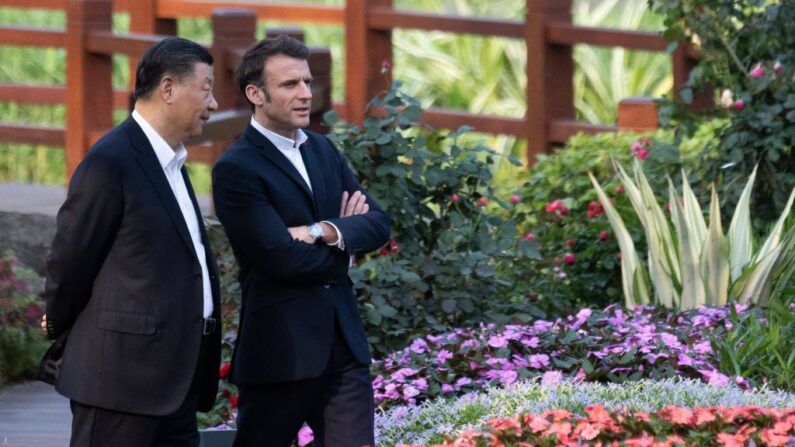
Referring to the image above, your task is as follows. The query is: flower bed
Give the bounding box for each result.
[400,404,795,447]
[376,378,795,446]
[373,305,746,408]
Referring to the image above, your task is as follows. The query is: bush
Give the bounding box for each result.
[651,0,795,230]
[505,127,714,312]
[325,82,542,357]
[0,252,47,387]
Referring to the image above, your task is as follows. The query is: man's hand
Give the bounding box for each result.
[340,191,368,217]
[287,226,315,244]
[41,313,48,334]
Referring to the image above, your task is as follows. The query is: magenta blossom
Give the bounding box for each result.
[749,64,766,78]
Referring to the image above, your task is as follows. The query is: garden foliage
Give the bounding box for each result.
[0,252,47,387]
[324,82,541,357]
[591,161,795,309]
[651,0,795,229]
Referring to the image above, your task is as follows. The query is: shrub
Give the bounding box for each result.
[651,0,795,230]
[0,252,47,387]
[325,82,542,356]
[376,378,795,446]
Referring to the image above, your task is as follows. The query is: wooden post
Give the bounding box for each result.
[345,0,392,125]
[212,9,257,111]
[127,0,176,105]
[525,0,573,164]
[65,0,114,178]
[617,97,659,133]
[673,42,712,111]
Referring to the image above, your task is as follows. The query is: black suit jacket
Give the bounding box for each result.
[44,117,222,415]
[212,125,390,384]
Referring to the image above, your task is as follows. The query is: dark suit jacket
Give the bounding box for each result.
[44,117,222,416]
[212,125,390,384]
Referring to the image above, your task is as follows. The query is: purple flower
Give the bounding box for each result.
[435,349,453,365]
[498,370,518,385]
[441,384,454,393]
[455,377,472,390]
[410,338,429,354]
[488,335,508,348]
[402,385,420,398]
[699,368,729,387]
[529,354,549,369]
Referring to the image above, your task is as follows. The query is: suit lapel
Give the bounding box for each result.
[125,118,197,262]
[245,125,316,207]
[299,136,324,218]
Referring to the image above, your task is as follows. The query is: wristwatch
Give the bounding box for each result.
[307,223,324,242]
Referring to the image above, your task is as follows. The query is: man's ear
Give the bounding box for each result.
[245,84,264,107]
[160,75,175,104]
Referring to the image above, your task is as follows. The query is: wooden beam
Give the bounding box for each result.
[0,0,64,9]
[422,108,525,136]
[546,23,668,51]
[85,30,164,58]
[156,0,344,24]
[0,83,129,108]
[617,97,658,132]
[0,123,64,147]
[368,8,523,38]
[548,119,614,143]
[0,26,65,47]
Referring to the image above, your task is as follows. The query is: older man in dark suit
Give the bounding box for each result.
[43,37,222,447]
[212,35,390,447]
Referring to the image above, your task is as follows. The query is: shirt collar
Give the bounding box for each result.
[250,116,308,152]
[132,110,187,171]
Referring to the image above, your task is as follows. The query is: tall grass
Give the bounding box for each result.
[0,0,671,193]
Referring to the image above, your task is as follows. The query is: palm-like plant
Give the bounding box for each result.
[590,162,795,309]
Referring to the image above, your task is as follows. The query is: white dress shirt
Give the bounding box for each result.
[250,117,345,250]
[132,110,213,318]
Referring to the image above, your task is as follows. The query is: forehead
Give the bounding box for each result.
[190,62,213,81]
[262,54,311,81]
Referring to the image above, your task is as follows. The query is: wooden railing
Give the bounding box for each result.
[0,0,691,177]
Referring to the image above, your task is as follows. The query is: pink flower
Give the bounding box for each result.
[380,59,391,74]
[524,232,535,241]
[750,64,766,78]
[297,426,314,447]
[563,253,576,265]
[488,335,508,348]
[451,193,460,203]
[477,197,488,207]
[615,185,624,194]
[733,99,745,111]
[389,239,399,253]
[441,384,454,393]
[510,194,521,204]
[774,61,782,74]
[541,370,563,385]
[545,199,569,216]
[558,272,567,280]
[599,231,609,241]
[635,148,649,160]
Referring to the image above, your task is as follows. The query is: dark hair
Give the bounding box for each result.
[133,36,214,101]
[235,35,309,108]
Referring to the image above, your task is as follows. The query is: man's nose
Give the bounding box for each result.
[298,81,312,100]
[208,94,218,110]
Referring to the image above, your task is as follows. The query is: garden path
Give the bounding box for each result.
[0,380,70,447]
[0,183,212,216]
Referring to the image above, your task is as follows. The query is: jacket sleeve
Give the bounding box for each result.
[322,138,391,256]
[212,158,350,284]
[44,152,124,339]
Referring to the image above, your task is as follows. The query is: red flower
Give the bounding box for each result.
[545,199,568,215]
[733,99,746,111]
[615,185,624,194]
[389,239,399,253]
[524,232,535,241]
[566,239,575,247]
[219,362,231,379]
[477,197,488,207]
[563,253,576,265]
[229,394,239,408]
[599,231,609,241]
